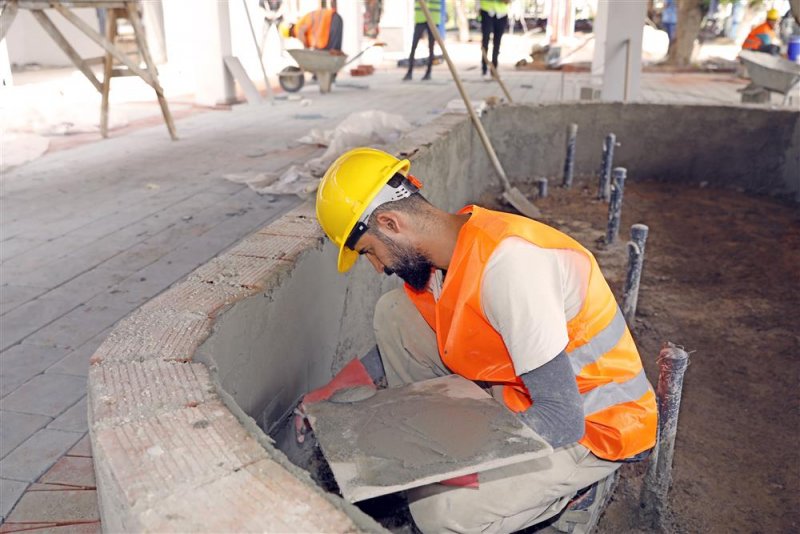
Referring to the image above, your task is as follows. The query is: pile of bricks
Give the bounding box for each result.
[350,64,375,77]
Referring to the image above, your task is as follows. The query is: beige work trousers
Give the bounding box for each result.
[373,288,620,534]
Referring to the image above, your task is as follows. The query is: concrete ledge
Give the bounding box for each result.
[88,103,799,531]
[88,201,374,532]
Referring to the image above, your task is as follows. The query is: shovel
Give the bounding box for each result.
[417,0,540,219]
[481,46,513,103]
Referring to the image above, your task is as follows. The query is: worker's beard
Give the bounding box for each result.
[376,231,433,291]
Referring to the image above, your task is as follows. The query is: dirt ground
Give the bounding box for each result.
[514,177,800,533]
[276,177,799,533]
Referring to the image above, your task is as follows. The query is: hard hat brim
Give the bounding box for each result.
[337,246,359,273]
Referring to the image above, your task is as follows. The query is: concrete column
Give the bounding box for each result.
[591,0,647,102]
[163,0,235,106]
[337,0,363,57]
[379,0,414,55]
[1,38,11,87]
[548,0,575,44]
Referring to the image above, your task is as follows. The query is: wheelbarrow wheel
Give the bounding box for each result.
[279,66,304,93]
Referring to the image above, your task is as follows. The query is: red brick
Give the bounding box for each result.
[139,279,252,319]
[92,402,268,507]
[256,213,322,239]
[67,434,92,458]
[227,233,318,263]
[88,360,215,425]
[91,308,211,364]
[189,254,294,291]
[4,488,99,524]
[39,456,96,488]
[136,459,359,533]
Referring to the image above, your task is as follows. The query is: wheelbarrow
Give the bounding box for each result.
[279,49,346,94]
[738,50,800,106]
[278,43,385,94]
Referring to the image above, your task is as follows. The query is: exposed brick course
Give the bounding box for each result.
[87,203,363,532]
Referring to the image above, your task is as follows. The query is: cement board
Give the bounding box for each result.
[306,374,553,503]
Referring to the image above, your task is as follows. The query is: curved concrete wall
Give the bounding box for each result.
[88,103,798,531]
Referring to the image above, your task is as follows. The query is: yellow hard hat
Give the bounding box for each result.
[316,148,417,273]
[766,8,780,20]
[279,21,292,38]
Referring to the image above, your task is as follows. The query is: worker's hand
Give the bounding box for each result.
[293,358,376,444]
[293,404,311,444]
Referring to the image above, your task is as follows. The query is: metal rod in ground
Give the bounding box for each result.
[536,178,548,198]
[562,123,578,188]
[605,167,626,245]
[598,133,616,200]
[639,343,690,529]
[622,224,649,324]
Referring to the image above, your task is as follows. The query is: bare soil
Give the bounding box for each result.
[276,177,799,533]
[504,178,800,533]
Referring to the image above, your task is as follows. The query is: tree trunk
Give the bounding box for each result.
[667,0,703,66]
[455,0,469,42]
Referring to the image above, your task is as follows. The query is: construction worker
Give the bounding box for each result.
[403,0,442,81]
[479,0,510,79]
[742,8,781,55]
[314,147,658,532]
[279,5,343,51]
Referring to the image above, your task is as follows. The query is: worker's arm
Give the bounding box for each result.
[482,237,590,449]
[517,351,584,448]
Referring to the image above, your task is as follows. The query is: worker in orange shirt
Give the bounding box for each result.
[280,5,343,51]
[742,8,781,55]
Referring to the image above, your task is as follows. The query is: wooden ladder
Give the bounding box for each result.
[99,3,176,139]
[0,0,177,140]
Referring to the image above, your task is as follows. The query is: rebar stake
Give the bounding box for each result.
[622,224,649,324]
[562,123,578,188]
[536,178,548,198]
[598,133,616,200]
[605,167,626,245]
[640,343,691,530]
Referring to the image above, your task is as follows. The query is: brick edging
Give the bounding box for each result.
[87,201,367,532]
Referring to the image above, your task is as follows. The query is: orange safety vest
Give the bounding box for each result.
[404,206,657,461]
[742,22,777,51]
[294,9,334,50]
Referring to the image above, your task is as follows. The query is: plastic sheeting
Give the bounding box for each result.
[224,110,412,198]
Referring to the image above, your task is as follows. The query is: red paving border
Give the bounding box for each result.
[1,436,101,533]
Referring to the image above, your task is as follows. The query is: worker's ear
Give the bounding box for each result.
[374,211,404,236]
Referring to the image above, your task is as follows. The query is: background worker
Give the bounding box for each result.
[479,0,510,79]
[279,3,343,52]
[314,148,658,533]
[742,8,782,55]
[403,0,442,81]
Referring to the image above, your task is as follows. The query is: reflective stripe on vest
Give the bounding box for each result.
[403,205,657,461]
[582,369,652,416]
[568,306,626,375]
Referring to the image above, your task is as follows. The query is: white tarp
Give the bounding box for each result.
[224,110,412,198]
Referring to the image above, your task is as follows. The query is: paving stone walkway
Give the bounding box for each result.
[0,59,752,528]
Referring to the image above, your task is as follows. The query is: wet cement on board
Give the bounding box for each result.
[306,375,550,501]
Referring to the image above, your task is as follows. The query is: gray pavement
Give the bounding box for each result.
[0,64,750,523]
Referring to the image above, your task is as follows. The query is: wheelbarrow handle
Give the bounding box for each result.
[344,42,386,68]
